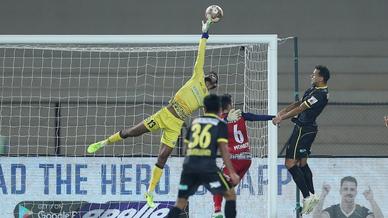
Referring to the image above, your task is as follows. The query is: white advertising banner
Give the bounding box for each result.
[0,157,387,218]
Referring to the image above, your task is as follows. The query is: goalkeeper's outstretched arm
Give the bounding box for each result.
[192,19,212,80]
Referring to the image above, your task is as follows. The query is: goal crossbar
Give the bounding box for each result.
[0,34,277,44]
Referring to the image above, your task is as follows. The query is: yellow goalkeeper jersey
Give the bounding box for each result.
[170,38,209,119]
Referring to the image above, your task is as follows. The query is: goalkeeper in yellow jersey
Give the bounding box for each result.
[87,19,218,208]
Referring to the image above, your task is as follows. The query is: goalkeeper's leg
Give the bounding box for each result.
[87,122,150,153]
[145,143,174,208]
[145,108,184,207]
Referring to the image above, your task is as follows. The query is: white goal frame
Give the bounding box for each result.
[0,34,278,218]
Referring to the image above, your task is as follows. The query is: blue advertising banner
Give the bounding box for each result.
[0,157,386,218]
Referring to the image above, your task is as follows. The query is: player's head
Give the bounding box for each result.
[205,72,218,90]
[311,65,330,86]
[339,176,357,203]
[203,94,221,114]
[221,93,233,112]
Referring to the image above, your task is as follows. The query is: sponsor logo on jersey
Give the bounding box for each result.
[233,142,249,151]
[307,96,318,105]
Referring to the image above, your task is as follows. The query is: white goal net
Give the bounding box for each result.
[0,35,277,218]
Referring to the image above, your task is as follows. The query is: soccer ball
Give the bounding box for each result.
[205,5,223,23]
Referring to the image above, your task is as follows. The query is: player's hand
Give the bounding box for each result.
[202,18,212,33]
[321,183,331,197]
[363,186,374,201]
[227,109,242,122]
[272,116,282,125]
[384,116,388,127]
[229,172,240,186]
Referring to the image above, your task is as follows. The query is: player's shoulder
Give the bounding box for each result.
[194,114,224,126]
[323,204,340,214]
[218,118,227,126]
[303,86,315,94]
[315,86,329,94]
[311,86,329,100]
[355,204,373,214]
[319,87,329,94]
[213,115,227,126]
[325,203,340,208]
[305,86,315,92]
[214,116,227,130]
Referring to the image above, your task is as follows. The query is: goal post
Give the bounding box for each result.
[0,35,277,218]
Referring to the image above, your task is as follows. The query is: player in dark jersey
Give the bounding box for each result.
[312,176,383,218]
[272,65,330,214]
[167,94,240,218]
[212,94,275,218]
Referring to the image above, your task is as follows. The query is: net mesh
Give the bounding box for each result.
[0,42,271,217]
[0,43,269,158]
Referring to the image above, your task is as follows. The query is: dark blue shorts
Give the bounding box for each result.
[177,170,230,199]
[285,125,318,159]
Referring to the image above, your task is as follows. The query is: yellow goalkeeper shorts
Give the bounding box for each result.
[143,107,184,148]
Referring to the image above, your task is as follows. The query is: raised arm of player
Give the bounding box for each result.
[363,186,384,218]
[191,19,211,80]
[312,184,331,218]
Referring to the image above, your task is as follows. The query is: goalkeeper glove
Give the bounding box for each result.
[227,109,242,122]
[202,18,212,34]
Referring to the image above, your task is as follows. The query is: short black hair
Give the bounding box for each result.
[315,65,330,83]
[203,94,221,114]
[341,176,357,187]
[221,93,232,110]
[205,71,218,84]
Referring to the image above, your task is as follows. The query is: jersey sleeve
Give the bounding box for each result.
[191,38,207,81]
[217,121,228,144]
[303,91,327,109]
[242,112,275,121]
[361,206,373,216]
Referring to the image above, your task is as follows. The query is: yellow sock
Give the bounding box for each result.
[107,132,123,144]
[147,165,163,193]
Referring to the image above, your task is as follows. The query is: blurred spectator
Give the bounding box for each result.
[312,176,384,218]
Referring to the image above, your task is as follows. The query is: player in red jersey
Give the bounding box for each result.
[212,94,275,218]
